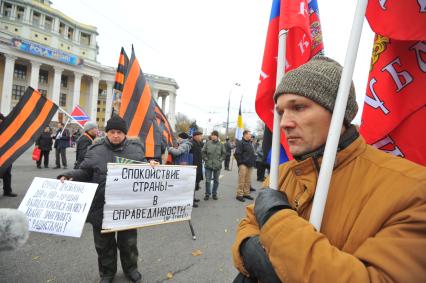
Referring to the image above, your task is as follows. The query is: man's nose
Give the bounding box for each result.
[280,111,295,129]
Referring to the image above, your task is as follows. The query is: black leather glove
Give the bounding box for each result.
[254,188,292,228]
[239,236,281,283]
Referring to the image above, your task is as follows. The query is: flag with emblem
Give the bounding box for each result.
[360,2,426,166]
[256,0,324,163]
[0,87,58,175]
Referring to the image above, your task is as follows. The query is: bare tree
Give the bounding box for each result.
[175,112,191,134]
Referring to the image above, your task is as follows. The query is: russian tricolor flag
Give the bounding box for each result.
[256,0,324,164]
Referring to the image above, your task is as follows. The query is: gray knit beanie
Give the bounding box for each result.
[83,121,98,132]
[274,56,358,124]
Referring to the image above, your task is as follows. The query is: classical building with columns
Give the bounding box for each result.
[0,0,178,128]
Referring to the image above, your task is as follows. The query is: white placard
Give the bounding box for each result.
[102,163,196,231]
[18,177,98,237]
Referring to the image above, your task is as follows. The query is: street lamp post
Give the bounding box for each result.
[225,82,240,139]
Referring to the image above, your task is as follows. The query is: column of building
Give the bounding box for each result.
[89,77,99,121]
[0,54,17,114]
[29,60,41,89]
[168,91,177,128]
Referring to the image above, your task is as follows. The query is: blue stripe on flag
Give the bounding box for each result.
[270,0,280,21]
[267,144,289,165]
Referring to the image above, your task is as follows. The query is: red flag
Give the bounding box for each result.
[360,5,426,166]
[255,0,324,160]
[366,1,426,41]
[70,105,90,126]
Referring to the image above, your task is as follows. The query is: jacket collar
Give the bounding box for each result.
[105,137,128,151]
[289,127,366,176]
[295,125,359,162]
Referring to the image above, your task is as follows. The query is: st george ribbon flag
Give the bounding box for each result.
[113,47,130,92]
[235,101,244,141]
[70,105,90,126]
[256,0,324,162]
[114,46,175,159]
[360,1,426,166]
[0,87,58,175]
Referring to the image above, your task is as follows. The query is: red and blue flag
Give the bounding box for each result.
[70,105,90,126]
[256,0,324,163]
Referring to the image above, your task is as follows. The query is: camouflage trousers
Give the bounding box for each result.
[92,226,139,279]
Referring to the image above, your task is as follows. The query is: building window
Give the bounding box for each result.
[44,16,53,30]
[97,100,100,105]
[97,108,100,112]
[32,11,41,26]
[61,75,68,88]
[16,6,25,20]
[14,64,27,80]
[39,89,47,97]
[39,70,48,84]
[59,22,65,35]
[80,32,91,46]
[59,93,67,106]
[2,2,12,17]
[68,27,74,40]
[12,85,26,100]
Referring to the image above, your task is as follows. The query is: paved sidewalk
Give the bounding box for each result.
[0,147,263,283]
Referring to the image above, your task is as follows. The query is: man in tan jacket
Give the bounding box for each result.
[232,56,426,283]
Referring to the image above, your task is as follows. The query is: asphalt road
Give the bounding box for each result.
[0,147,262,283]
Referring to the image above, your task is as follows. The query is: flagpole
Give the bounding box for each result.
[57,106,84,130]
[309,0,368,231]
[270,29,287,190]
[60,117,71,137]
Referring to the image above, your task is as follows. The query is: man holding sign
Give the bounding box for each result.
[59,115,156,283]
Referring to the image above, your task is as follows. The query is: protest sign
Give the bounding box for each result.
[102,163,196,232]
[18,177,97,237]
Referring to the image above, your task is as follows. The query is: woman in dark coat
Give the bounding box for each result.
[35,126,53,168]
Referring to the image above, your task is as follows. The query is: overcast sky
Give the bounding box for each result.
[51,0,375,134]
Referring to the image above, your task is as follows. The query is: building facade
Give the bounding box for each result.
[0,0,178,128]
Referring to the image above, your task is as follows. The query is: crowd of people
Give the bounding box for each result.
[2,55,425,283]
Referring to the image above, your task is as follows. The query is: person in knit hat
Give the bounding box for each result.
[232,56,426,283]
[74,121,98,169]
[58,114,156,283]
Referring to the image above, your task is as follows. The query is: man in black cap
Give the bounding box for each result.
[0,113,17,197]
[59,115,156,283]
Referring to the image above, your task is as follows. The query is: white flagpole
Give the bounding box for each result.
[309,0,368,231]
[270,29,288,190]
[60,117,71,137]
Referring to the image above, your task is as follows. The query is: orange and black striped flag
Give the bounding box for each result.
[154,104,174,147]
[0,87,58,175]
[113,47,130,91]
[118,47,158,158]
[144,103,176,158]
